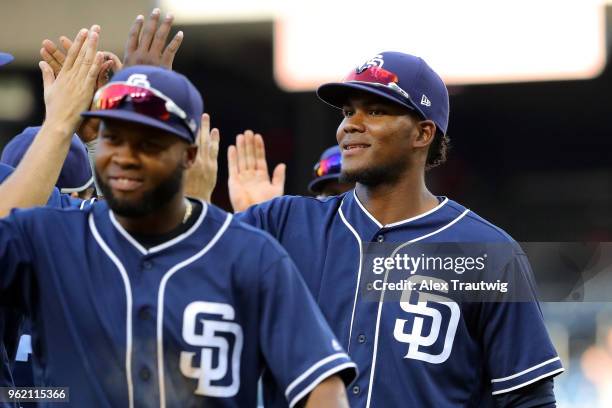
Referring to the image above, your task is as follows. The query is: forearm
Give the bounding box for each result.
[0,120,73,216]
[301,375,349,408]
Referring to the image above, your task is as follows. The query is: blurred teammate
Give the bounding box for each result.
[1,126,95,199]
[219,51,563,407]
[308,145,353,198]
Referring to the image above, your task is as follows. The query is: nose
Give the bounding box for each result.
[337,111,366,143]
[111,141,140,168]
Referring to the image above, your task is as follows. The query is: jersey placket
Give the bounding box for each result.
[130,252,163,406]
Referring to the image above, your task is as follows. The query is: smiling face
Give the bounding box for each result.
[95,119,196,217]
[336,91,429,187]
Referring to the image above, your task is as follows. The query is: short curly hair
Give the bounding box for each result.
[425,132,450,170]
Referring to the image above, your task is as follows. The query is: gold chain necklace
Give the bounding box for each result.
[182,198,193,224]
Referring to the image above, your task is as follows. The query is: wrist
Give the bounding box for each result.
[39,119,76,142]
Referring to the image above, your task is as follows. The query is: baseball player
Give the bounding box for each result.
[222,52,563,407]
[2,127,95,199]
[0,63,356,407]
[308,145,353,198]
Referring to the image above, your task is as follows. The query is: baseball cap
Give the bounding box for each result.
[308,145,342,193]
[317,51,449,135]
[0,52,14,66]
[0,126,94,193]
[82,65,203,143]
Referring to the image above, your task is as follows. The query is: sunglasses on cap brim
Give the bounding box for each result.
[92,82,197,137]
[343,66,426,118]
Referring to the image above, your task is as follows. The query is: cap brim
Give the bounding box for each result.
[82,110,193,143]
[0,52,14,66]
[317,82,419,114]
[308,174,340,193]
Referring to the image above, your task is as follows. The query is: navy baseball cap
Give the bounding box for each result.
[308,145,342,193]
[0,52,14,66]
[0,126,94,193]
[317,51,449,135]
[82,65,203,143]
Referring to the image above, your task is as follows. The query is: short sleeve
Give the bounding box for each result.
[481,254,564,395]
[258,251,357,407]
[234,197,293,239]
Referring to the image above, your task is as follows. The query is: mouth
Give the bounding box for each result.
[108,176,144,192]
[342,142,371,155]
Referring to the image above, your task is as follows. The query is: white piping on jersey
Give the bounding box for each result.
[79,197,97,210]
[89,214,134,408]
[491,368,565,395]
[288,362,357,408]
[157,213,232,408]
[352,189,449,229]
[491,356,561,383]
[365,209,470,408]
[60,176,95,193]
[108,199,208,255]
[338,199,363,353]
[285,352,350,397]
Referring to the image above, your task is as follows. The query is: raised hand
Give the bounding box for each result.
[123,8,183,69]
[41,30,118,91]
[228,131,286,212]
[39,25,104,133]
[184,114,220,202]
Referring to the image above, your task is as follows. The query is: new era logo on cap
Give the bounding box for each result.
[420,94,432,107]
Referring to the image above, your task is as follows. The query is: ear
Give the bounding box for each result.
[413,120,436,148]
[183,144,198,168]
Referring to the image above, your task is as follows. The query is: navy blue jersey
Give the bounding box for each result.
[236,191,563,407]
[0,200,356,407]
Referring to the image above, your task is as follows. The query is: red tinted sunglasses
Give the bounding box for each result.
[92,82,197,135]
[344,66,412,101]
[314,152,342,177]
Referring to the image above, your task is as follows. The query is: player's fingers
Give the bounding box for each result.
[39,61,56,90]
[78,27,100,74]
[40,47,62,76]
[254,133,269,173]
[227,145,239,178]
[96,59,115,88]
[199,113,210,153]
[42,39,66,66]
[59,36,72,54]
[124,14,145,58]
[209,128,220,164]
[63,28,88,71]
[272,163,286,190]
[140,8,161,51]
[150,13,173,55]
[160,31,183,69]
[87,51,105,84]
[243,130,256,170]
[104,52,123,72]
[235,134,247,173]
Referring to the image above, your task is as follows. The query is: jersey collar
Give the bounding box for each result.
[339,189,459,241]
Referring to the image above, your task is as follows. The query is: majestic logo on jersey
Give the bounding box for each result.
[393,275,460,364]
[126,73,151,88]
[179,301,244,397]
[356,54,385,73]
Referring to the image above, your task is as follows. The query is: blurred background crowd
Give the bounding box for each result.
[1,1,612,406]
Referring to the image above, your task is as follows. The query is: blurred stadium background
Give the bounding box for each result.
[1,0,612,406]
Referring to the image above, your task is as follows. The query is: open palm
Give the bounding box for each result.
[228,130,285,212]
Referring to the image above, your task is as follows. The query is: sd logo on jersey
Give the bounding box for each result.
[180,301,244,397]
[393,275,460,364]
